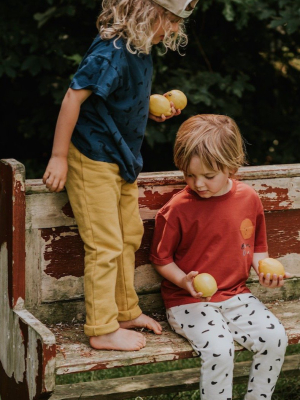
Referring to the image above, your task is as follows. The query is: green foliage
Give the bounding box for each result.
[0,0,300,177]
[149,0,300,169]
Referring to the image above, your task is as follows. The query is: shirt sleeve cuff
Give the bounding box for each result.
[253,246,268,253]
[149,255,174,265]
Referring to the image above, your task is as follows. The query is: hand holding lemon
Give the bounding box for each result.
[193,273,218,298]
[258,258,285,279]
[149,90,187,119]
[257,257,291,288]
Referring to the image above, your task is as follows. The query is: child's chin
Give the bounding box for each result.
[195,190,211,198]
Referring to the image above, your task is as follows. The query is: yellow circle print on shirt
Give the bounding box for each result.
[240,218,254,239]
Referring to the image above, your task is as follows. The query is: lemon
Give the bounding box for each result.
[258,258,285,279]
[149,94,172,117]
[193,273,218,297]
[165,90,187,110]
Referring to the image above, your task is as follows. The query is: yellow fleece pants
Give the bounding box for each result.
[65,142,143,336]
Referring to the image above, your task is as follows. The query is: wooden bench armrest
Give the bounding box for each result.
[0,159,56,399]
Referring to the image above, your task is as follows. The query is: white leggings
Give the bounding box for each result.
[167,294,287,400]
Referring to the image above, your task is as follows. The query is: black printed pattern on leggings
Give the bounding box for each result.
[167,294,287,400]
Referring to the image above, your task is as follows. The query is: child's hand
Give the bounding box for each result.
[258,271,292,288]
[148,102,181,123]
[43,156,68,193]
[183,271,212,302]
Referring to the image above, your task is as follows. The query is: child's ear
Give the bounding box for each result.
[229,168,238,177]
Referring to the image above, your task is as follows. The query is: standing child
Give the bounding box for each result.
[43,0,198,351]
[150,114,291,399]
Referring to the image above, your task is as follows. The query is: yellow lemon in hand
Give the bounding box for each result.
[149,94,172,117]
[258,258,285,279]
[193,273,218,297]
[165,90,187,110]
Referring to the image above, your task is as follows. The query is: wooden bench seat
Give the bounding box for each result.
[51,299,300,377]
[1,159,300,400]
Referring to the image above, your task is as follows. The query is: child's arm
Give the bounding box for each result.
[252,252,292,288]
[153,262,212,301]
[43,88,92,192]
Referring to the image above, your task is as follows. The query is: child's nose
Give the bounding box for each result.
[195,177,205,188]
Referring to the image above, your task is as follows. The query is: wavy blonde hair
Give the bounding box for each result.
[96,0,188,54]
[174,114,246,174]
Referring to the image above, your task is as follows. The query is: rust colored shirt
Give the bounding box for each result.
[149,180,268,308]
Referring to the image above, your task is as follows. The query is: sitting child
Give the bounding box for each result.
[150,114,290,400]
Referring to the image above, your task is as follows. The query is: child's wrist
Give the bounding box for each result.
[51,153,68,159]
[179,275,189,291]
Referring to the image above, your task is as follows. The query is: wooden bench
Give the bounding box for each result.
[1,158,300,400]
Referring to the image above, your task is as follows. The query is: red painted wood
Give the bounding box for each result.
[0,164,9,247]
[42,343,56,393]
[136,220,155,267]
[265,209,300,258]
[256,185,293,211]
[0,160,26,308]
[139,188,182,210]
[41,209,300,280]
[41,221,155,278]
[0,318,53,400]
[41,227,84,279]
[0,360,30,400]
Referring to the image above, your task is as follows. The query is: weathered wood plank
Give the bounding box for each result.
[39,227,84,303]
[28,293,165,325]
[25,164,300,194]
[25,175,300,229]
[50,353,300,400]
[0,243,56,400]
[25,228,42,309]
[36,207,300,304]
[54,321,196,375]
[49,300,299,376]
[138,177,300,221]
[26,192,76,230]
[0,159,26,308]
[30,273,300,326]
[0,159,56,400]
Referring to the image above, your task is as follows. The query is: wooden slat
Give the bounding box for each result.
[25,177,300,230]
[26,192,76,230]
[0,159,26,308]
[30,273,300,325]
[49,300,300,376]
[50,353,300,400]
[25,228,43,309]
[29,292,165,325]
[25,164,300,194]
[36,207,300,304]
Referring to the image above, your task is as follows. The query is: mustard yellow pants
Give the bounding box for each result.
[65,143,143,336]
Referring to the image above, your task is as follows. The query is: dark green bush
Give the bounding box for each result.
[1,0,300,177]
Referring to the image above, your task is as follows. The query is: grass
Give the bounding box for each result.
[56,344,300,399]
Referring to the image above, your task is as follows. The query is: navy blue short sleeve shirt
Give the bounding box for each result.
[70,35,153,183]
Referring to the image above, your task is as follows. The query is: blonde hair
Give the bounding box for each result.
[174,114,246,174]
[96,0,188,54]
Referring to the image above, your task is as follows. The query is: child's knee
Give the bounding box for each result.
[255,322,287,355]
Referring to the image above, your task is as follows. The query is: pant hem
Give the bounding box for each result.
[118,306,142,322]
[84,320,120,336]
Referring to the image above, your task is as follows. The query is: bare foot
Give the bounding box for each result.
[119,313,162,334]
[89,328,146,351]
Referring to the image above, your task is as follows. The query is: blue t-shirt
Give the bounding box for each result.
[70,35,153,183]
